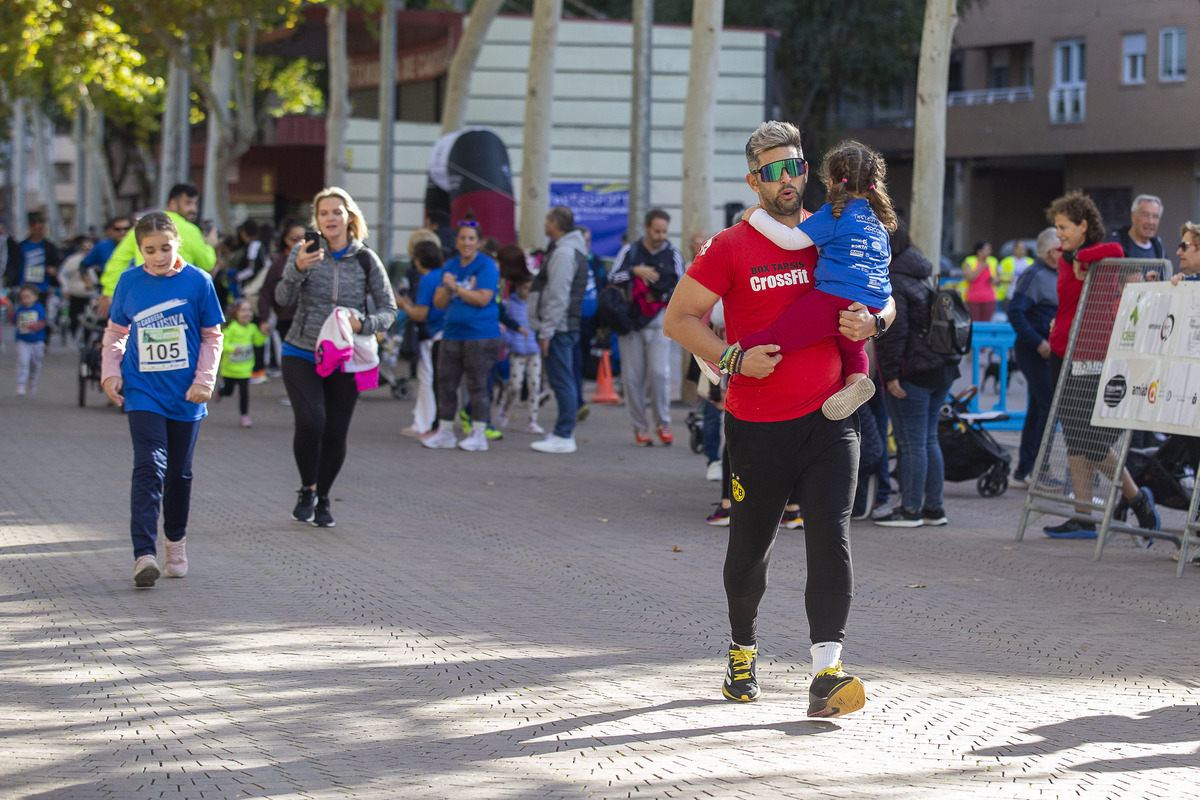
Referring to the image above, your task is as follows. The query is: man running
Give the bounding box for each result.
[663,120,894,717]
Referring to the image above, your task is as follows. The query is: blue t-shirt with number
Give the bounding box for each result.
[109,264,225,421]
[800,198,892,308]
[20,241,51,292]
[14,302,47,343]
[442,254,501,341]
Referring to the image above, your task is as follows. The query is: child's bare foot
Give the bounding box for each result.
[821,375,875,420]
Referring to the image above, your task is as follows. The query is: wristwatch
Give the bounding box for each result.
[871,313,887,339]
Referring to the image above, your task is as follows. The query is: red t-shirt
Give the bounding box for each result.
[1049,241,1125,358]
[687,220,840,422]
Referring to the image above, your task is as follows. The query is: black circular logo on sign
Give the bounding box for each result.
[1103,375,1127,407]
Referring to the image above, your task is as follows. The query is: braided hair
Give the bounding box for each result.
[820,140,898,233]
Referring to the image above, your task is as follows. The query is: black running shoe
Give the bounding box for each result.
[922,507,948,526]
[722,644,760,702]
[1130,487,1161,532]
[292,487,316,522]
[312,497,335,528]
[807,662,866,718]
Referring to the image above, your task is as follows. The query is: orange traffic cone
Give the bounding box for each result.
[591,350,622,405]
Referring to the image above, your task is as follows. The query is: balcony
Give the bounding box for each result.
[1049,86,1086,124]
[947,86,1035,106]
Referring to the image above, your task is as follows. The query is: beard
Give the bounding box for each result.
[760,187,802,217]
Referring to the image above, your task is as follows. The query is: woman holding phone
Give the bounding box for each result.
[274,187,397,528]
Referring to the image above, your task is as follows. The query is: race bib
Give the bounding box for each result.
[138,326,188,372]
[230,344,254,363]
[16,309,38,335]
[24,263,45,284]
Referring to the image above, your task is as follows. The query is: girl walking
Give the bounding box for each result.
[101,212,225,587]
[217,298,266,427]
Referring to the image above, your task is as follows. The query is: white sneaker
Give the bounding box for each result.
[706,460,722,482]
[531,434,577,454]
[163,537,188,578]
[526,420,545,435]
[458,428,489,451]
[420,427,458,449]
[133,555,160,587]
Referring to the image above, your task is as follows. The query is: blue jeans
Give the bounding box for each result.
[545,332,579,438]
[1013,342,1053,479]
[884,379,951,513]
[702,397,722,464]
[127,411,202,560]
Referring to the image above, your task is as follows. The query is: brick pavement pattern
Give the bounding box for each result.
[1,347,1198,800]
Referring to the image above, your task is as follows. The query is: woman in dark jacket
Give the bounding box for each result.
[874,225,960,527]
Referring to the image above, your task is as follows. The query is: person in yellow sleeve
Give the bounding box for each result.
[216,298,267,428]
[996,240,1033,311]
[98,184,218,312]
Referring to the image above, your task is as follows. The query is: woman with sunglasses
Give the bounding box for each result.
[421,220,503,452]
[736,139,897,421]
[1169,222,1200,285]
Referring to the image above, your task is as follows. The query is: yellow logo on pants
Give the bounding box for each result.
[731,475,745,502]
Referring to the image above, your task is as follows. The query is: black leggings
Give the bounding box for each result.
[281,356,359,497]
[723,410,858,646]
[219,377,250,414]
[436,338,501,424]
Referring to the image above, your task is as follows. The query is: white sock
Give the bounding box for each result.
[811,641,842,677]
[438,419,454,431]
[472,421,487,433]
[731,640,756,652]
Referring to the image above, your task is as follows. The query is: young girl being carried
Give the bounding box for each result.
[217,298,266,427]
[101,212,225,588]
[737,139,897,419]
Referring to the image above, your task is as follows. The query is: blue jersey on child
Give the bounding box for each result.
[442,254,501,341]
[800,198,892,308]
[14,302,47,343]
[109,264,225,421]
[415,267,447,338]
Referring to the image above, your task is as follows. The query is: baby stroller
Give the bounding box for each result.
[77,302,106,407]
[1125,434,1200,512]
[939,386,1011,496]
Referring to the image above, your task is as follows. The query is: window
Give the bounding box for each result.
[1161,27,1187,82]
[1050,38,1086,123]
[1123,33,1146,84]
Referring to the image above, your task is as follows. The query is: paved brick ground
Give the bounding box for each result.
[1,344,1197,800]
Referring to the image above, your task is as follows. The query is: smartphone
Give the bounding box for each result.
[201,220,215,236]
[304,231,321,254]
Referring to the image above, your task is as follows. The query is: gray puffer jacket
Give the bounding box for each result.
[275,238,398,352]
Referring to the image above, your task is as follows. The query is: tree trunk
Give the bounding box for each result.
[203,24,236,233]
[325,3,351,188]
[910,0,958,279]
[518,0,562,250]
[441,0,505,135]
[157,60,183,208]
[682,0,722,259]
[627,0,652,238]
[377,0,398,263]
[33,107,64,241]
[82,98,117,226]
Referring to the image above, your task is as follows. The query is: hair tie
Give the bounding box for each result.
[841,178,848,183]
[869,185,875,190]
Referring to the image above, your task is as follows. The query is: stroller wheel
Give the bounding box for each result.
[977,469,1008,497]
[391,380,413,401]
[689,426,703,455]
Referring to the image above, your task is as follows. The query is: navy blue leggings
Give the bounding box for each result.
[127,411,202,560]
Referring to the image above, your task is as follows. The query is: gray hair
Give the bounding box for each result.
[1132,194,1163,213]
[1035,226,1060,260]
[745,121,803,171]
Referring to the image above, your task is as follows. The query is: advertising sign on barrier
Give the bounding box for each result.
[1092,281,1200,435]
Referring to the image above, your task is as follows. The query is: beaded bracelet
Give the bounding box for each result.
[718,344,737,373]
[729,347,744,375]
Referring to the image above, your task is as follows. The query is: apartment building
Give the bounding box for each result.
[836,0,1199,258]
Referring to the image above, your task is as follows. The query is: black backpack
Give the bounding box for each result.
[595,284,633,336]
[923,286,973,356]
